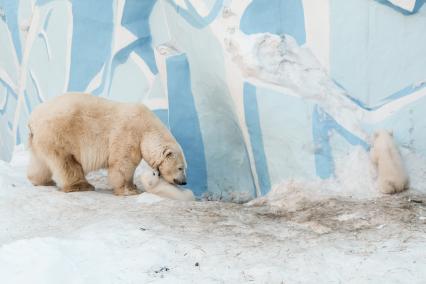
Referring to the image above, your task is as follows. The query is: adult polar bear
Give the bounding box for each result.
[27,93,187,196]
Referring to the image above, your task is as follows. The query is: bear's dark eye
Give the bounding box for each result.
[178,167,183,171]
[152,172,155,176]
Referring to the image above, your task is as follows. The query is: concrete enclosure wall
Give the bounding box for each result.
[1,0,425,198]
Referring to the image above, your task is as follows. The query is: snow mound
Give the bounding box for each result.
[0,238,113,283]
[247,147,378,210]
[1,148,425,283]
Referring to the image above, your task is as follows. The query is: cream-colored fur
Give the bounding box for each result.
[370,130,409,194]
[27,93,187,195]
[140,170,195,201]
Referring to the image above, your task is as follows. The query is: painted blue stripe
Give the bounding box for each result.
[0,92,9,115]
[332,80,378,111]
[312,106,333,179]
[43,9,53,30]
[413,0,425,12]
[28,71,44,103]
[121,0,156,38]
[0,79,18,128]
[312,105,369,179]
[240,0,306,44]
[92,0,158,97]
[113,37,158,74]
[166,53,207,196]
[375,0,424,14]
[0,78,17,99]
[23,91,32,113]
[120,0,157,74]
[335,80,426,111]
[68,0,114,91]
[381,81,426,102]
[165,0,224,29]
[243,83,271,196]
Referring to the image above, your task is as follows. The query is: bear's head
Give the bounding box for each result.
[156,145,187,186]
[140,169,161,190]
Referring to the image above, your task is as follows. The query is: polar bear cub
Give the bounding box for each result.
[140,170,195,201]
[370,130,409,194]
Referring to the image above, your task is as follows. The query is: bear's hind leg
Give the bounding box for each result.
[27,151,55,186]
[379,179,396,194]
[49,153,94,193]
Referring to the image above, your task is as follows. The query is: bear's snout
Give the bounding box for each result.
[174,178,187,186]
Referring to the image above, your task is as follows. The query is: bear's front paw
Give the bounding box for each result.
[62,181,95,193]
[113,185,140,196]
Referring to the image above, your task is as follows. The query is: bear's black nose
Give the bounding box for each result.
[174,179,186,185]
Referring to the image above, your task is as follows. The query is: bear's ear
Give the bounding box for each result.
[152,147,174,169]
[162,147,173,159]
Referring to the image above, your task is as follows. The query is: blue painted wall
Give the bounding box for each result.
[0,0,425,198]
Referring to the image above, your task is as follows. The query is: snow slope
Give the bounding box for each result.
[0,148,425,283]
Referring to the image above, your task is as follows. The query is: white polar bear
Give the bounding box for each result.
[27,93,187,196]
[140,170,195,201]
[370,130,409,194]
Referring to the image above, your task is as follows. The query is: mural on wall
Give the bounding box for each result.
[1,0,425,199]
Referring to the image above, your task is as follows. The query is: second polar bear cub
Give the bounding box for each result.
[141,170,195,201]
[370,130,409,194]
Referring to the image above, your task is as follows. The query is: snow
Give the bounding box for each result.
[1,147,426,283]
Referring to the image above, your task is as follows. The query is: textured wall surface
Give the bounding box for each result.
[1,0,425,198]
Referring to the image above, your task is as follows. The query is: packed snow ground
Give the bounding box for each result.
[0,148,425,283]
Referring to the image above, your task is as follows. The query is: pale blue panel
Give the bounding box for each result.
[121,0,157,74]
[164,0,223,29]
[0,112,14,161]
[3,90,16,127]
[108,56,150,103]
[312,106,368,179]
[330,0,426,106]
[0,12,19,84]
[162,4,256,197]
[27,2,71,102]
[147,75,167,101]
[15,105,28,145]
[372,96,426,157]
[68,0,113,91]
[240,0,306,44]
[330,0,370,104]
[1,0,22,61]
[255,85,316,184]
